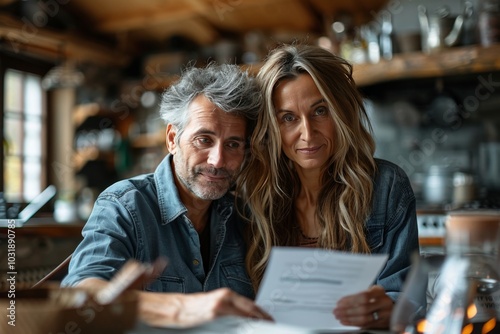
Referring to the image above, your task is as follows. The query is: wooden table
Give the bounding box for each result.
[128,317,392,334]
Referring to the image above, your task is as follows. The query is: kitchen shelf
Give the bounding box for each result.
[72,147,115,172]
[72,103,123,173]
[123,44,500,151]
[353,44,500,87]
[73,103,102,127]
[131,131,165,148]
[233,45,500,88]
[72,146,100,172]
[73,103,119,128]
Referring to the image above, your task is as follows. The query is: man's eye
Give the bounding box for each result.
[196,137,212,145]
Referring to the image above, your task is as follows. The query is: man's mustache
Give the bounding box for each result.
[196,166,231,178]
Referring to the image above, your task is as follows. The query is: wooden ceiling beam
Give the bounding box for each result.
[0,0,15,6]
[92,1,221,46]
[95,3,203,32]
[92,0,281,38]
[133,20,220,46]
[0,14,130,66]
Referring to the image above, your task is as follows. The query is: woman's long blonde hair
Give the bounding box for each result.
[235,44,377,290]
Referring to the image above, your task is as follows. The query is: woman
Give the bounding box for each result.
[236,44,422,329]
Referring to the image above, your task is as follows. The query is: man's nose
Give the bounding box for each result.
[207,144,224,168]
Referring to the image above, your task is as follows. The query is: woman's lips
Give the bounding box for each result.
[297,146,321,154]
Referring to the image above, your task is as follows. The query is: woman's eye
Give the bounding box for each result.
[282,114,295,122]
[315,106,328,116]
[226,141,241,149]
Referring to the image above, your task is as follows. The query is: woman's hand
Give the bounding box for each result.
[332,285,394,329]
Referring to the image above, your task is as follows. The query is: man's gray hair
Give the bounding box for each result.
[159,63,261,140]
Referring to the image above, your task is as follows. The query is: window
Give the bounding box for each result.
[3,69,47,202]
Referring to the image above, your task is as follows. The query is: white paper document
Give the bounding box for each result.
[255,247,389,332]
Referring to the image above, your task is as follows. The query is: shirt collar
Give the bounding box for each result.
[154,154,187,225]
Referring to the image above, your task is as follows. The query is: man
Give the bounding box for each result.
[61,63,270,327]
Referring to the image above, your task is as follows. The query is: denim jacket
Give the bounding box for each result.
[61,154,254,299]
[368,159,421,305]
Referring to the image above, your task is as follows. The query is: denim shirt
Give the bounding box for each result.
[61,154,254,299]
[368,159,422,306]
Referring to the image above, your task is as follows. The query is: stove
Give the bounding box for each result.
[416,212,447,238]
[416,197,500,253]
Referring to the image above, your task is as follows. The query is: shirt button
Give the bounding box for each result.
[193,259,200,266]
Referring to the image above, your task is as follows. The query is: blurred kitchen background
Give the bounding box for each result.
[1,0,500,286]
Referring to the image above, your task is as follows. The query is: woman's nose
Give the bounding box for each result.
[299,118,313,140]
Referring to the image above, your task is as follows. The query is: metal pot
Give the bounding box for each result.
[418,3,474,53]
[479,142,500,192]
[423,165,454,205]
[426,89,461,127]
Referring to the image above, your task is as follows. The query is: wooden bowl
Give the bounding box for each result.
[0,286,138,334]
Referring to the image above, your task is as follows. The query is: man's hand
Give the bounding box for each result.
[332,285,394,329]
[138,287,273,328]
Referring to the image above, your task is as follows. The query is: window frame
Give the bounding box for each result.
[0,51,53,202]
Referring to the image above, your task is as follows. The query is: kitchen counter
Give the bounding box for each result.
[0,217,84,237]
[0,217,83,290]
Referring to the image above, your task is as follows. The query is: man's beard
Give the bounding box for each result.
[177,163,234,200]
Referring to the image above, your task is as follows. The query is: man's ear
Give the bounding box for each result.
[166,124,177,153]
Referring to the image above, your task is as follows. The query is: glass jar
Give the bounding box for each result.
[478,0,500,46]
[391,210,500,333]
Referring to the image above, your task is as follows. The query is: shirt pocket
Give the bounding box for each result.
[145,276,185,293]
[365,224,385,251]
[220,261,254,299]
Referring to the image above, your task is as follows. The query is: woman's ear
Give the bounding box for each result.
[166,124,177,153]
